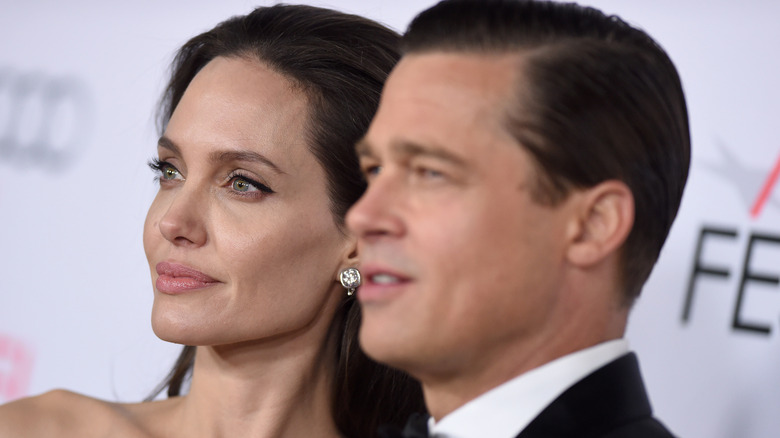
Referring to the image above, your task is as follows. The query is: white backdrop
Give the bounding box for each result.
[1,1,778,437]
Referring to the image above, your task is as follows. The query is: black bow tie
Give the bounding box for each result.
[378,412,430,438]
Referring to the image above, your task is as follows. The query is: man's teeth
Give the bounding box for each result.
[372,274,400,284]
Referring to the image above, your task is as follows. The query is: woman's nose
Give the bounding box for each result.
[157,185,208,248]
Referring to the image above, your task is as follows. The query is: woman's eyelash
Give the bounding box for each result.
[147,159,273,195]
[227,171,275,194]
[148,158,177,182]
[148,158,166,173]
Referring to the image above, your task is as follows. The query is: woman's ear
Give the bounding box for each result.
[336,232,360,281]
[565,180,634,267]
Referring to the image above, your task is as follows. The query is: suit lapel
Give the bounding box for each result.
[516,353,653,438]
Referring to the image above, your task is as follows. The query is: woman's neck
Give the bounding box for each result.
[182,338,340,438]
[150,306,344,438]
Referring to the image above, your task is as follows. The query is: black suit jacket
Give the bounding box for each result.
[517,353,675,438]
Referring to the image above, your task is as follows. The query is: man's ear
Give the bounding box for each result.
[565,180,634,267]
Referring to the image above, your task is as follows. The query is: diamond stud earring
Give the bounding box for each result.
[340,268,361,296]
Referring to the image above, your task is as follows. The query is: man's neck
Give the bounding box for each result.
[420,303,628,421]
[427,339,631,438]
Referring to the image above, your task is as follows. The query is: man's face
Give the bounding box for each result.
[346,53,578,379]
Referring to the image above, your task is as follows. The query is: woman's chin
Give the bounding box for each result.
[152,321,195,345]
[151,310,209,346]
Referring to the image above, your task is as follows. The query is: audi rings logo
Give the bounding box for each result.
[0,67,94,172]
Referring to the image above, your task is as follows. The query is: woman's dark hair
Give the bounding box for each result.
[146,5,424,437]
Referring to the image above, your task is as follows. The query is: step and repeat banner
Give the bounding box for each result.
[1,1,777,437]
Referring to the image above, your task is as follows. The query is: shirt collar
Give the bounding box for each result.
[429,339,630,438]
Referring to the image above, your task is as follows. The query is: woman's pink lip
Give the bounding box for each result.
[155,261,219,294]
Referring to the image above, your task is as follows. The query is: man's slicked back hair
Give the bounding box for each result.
[402,0,691,303]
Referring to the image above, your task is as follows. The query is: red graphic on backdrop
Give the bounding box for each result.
[703,143,779,219]
[750,154,780,218]
[0,334,35,402]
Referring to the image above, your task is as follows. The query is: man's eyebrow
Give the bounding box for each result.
[157,136,284,175]
[355,137,468,169]
[355,137,375,158]
[391,140,468,168]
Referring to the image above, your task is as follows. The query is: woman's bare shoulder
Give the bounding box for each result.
[0,390,148,437]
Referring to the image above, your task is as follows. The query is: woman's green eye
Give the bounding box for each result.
[226,172,273,195]
[233,179,252,192]
[147,159,182,183]
[163,167,179,180]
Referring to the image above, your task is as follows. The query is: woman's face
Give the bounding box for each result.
[143,56,353,347]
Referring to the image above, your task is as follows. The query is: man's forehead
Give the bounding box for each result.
[374,52,523,133]
[366,52,521,151]
[359,52,530,177]
[388,52,521,97]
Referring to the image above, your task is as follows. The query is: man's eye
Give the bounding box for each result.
[419,168,443,178]
[361,164,382,181]
[414,166,445,180]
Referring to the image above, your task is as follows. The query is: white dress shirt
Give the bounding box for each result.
[428,339,630,438]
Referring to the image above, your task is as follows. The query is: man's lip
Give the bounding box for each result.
[359,264,412,284]
[357,264,413,303]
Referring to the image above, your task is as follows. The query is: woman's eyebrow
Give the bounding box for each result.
[157,136,182,155]
[157,135,285,175]
[209,150,286,175]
